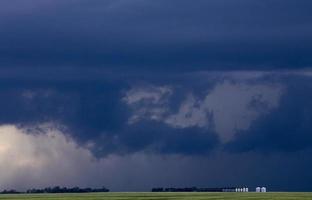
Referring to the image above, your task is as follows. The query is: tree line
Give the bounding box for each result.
[0,186,109,194]
[151,187,238,192]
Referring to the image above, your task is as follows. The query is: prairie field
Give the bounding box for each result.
[0,192,311,200]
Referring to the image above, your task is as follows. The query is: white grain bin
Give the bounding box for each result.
[235,188,238,192]
[246,188,249,192]
[243,188,246,192]
[256,187,261,192]
[261,187,267,192]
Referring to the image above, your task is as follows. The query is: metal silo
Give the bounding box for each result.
[256,187,261,192]
[261,187,267,192]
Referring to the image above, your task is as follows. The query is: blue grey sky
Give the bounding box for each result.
[0,0,312,192]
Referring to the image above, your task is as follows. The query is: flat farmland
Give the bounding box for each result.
[0,192,311,200]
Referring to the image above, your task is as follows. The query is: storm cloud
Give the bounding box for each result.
[1,124,312,192]
[0,0,312,192]
[1,0,312,69]
[0,71,311,157]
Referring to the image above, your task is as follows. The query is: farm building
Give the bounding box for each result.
[261,187,267,192]
[256,187,267,192]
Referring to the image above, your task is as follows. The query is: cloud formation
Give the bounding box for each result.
[125,80,283,142]
[0,124,97,190]
[1,124,312,192]
[123,85,172,123]
[1,0,312,69]
[0,70,309,157]
[0,0,312,191]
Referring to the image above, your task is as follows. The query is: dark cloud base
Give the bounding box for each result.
[227,77,312,153]
[0,75,311,157]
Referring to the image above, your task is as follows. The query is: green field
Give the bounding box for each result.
[0,192,311,200]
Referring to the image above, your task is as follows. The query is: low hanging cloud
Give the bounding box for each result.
[0,124,101,190]
[0,124,173,191]
[123,85,172,123]
[167,81,283,142]
[0,71,311,191]
[0,70,310,158]
[1,124,312,192]
[125,80,284,142]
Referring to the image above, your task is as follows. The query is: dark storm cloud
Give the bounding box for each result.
[1,0,312,191]
[226,76,312,153]
[0,71,311,157]
[0,79,126,137]
[93,121,218,156]
[0,77,219,156]
[1,0,312,70]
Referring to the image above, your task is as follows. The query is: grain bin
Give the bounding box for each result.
[261,187,266,192]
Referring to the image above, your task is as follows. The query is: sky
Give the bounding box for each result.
[0,0,312,192]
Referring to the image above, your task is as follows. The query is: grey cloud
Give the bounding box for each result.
[226,75,312,153]
[1,0,312,69]
[1,124,311,191]
[125,79,283,143]
[1,0,312,191]
[0,70,311,191]
[0,70,309,157]
[123,85,172,123]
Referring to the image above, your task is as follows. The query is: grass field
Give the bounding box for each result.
[0,192,311,200]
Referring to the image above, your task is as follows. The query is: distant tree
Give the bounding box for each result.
[152,188,164,192]
[1,189,21,194]
[25,186,109,194]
